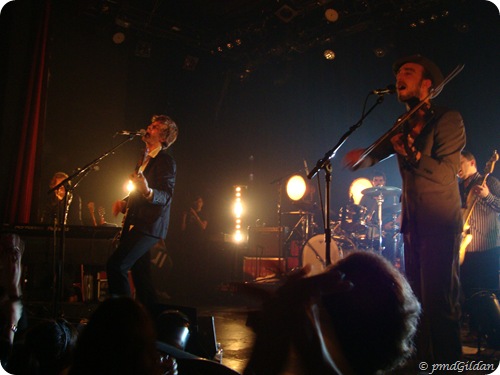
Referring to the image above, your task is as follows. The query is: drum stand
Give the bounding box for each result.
[373,193,384,253]
[283,212,312,251]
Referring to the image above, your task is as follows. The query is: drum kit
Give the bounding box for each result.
[287,178,403,276]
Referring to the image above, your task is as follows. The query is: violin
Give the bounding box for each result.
[398,102,434,163]
[352,63,464,170]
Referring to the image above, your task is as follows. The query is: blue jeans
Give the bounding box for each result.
[107,229,160,314]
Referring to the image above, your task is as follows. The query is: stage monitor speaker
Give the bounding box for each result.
[467,291,500,349]
[247,226,286,257]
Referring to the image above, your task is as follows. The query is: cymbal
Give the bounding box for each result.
[282,210,313,215]
[361,186,401,197]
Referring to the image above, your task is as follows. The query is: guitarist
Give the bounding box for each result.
[458,150,500,299]
[107,115,178,316]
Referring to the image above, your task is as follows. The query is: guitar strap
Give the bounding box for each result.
[461,173,481,208]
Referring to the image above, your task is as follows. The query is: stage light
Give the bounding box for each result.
[323,49,335,60]
[286,175,307,201]
[324,8,339,23]
[349,178,372,205]
[373,47,386,58]
[234,230,244,243]
[233,199,243,218]
[232,186,247,243]
[126,179,135,193]
[112,32,126,44]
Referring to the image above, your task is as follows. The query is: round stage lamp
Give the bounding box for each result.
[349,177,373,205]
[286,175,307,201]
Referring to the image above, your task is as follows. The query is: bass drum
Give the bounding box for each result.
[301,234,354,276]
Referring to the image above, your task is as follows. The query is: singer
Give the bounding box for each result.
[107,114,178,316]
[343,55,466,366]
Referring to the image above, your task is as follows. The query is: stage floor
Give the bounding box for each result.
[22,285,500,375]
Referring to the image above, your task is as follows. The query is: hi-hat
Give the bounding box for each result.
[361,186,401,197]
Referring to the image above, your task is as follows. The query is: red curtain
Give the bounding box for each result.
[7,1,51,224]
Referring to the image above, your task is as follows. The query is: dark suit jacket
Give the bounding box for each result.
[126,147,176,239]
[367,106,466,236]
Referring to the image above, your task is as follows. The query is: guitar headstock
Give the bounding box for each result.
[484,150,499,175]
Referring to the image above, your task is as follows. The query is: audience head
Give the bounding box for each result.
[68,296,161,375]
[323,251,420,374]
[20,318,78,375]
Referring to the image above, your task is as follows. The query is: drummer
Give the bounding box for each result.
[358,171,402,264]
[359,171,399,226]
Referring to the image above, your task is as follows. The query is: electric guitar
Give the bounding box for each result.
[459,150,498,265]
[113,153,148,246]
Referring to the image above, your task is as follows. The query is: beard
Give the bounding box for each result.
[397,78,425,107]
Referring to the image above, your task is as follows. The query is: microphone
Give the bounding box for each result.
[371,84,396,95]
[116,129,146,136]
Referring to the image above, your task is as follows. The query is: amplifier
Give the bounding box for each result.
[247,226,287,257]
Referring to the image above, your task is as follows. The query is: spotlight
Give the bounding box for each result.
[373,47,386,58]
[323,49,336,60]
[125,179,135,193]
[232,186,247,243]
[112,32,126,44]
[286,175,307,201]
[324,8,339,23]
[349,178,373,205]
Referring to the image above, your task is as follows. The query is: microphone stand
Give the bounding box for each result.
[49,135,139,317]
[307,95,387,266]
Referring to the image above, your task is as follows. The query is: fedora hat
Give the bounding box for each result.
[392,54,444,87]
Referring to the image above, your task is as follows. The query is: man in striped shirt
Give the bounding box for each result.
[458,150,500,299]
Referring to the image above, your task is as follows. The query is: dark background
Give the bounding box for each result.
[1,0,499,242]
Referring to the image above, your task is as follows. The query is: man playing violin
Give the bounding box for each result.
[107,115,178,316]
[344,55,466,367]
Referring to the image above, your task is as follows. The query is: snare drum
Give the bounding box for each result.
[301,234,346,276]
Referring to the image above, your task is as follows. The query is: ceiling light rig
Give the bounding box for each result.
[408,8,450,29]
[210,37,244,55]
